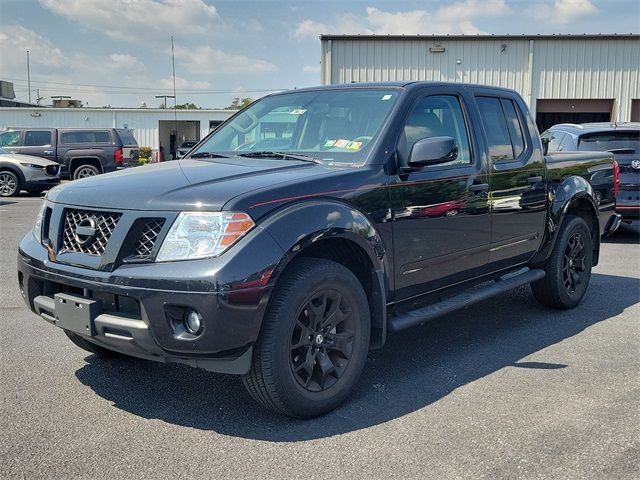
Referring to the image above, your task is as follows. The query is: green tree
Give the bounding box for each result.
[225,97,254,110]
[175,102,199,109]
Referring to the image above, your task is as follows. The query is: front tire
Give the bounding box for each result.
[0,170,20,197]
[242,258,370,418]
[531,215,593,309]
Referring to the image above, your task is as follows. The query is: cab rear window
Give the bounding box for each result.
[578,131,639,153]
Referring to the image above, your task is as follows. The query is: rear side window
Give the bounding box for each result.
[477,96,527,162]
[61,131,112,144]
[116,129,138,146]
[542,130,566,152]
[24,130,52,147]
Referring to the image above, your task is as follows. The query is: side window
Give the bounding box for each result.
[558,134,575,151]
[0,131,21,147]
[93,131,111,143]
[477,96,528,162]
[400,95,472,167]
[476,97,514,162]
[500,99,525,158]
[543,130,566,152]
[24,131,52,147]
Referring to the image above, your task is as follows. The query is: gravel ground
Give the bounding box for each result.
[1,193,639,480]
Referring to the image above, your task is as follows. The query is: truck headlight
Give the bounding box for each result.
[33,201,47,244]
[156,212,254,262]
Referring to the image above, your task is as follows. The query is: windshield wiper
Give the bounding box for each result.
[189,151,231,158]
[235,151,321,164]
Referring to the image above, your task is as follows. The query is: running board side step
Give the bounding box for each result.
[388,268,546,333]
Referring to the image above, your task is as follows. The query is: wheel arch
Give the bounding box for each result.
[69,157,103,177]
[261,200,389,348]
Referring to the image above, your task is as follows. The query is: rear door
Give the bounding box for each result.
[475,93,547,270]
[391,87,492,300]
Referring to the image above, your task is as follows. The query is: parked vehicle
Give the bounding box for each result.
[0,128,139,180]
[176,140,197,158]
[0,147,60,197]
[542,123,640,222]
[18,82,621,418]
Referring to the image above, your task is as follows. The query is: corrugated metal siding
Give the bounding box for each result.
[0,108,233,150]
[322,37,639,120]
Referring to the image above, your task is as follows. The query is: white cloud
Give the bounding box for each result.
[108,53,146,72]
[158,76,211,90]
[303,65,321,73]
[38,0,219,43]
[527,0,598,24]
[0,25,67,70]
[293,1,509,38]
[175,45,277,75]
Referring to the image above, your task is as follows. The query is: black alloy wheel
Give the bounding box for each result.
[562,232,587,294]
[290,290,356,392]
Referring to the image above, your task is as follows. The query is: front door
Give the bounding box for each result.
[391,91,491,300]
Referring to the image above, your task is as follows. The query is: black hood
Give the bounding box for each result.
[46,158,329,211]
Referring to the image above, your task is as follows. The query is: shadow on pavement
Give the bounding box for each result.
[75,272,639,441]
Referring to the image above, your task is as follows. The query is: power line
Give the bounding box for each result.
[3,76,287,94]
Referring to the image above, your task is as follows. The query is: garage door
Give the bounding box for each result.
[536,99,613,132]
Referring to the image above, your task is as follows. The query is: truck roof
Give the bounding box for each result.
[273,81,519,95]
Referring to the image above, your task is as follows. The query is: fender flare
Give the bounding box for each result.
[260,199,389,347]
[532,175,600,266]
[67,156,104,175]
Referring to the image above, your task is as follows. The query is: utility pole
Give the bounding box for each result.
[171,35,178,146]
[26,50,31,104]
[154,94,174,108]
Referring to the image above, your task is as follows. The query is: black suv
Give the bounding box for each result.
[0,128,139,180]
[542,123,640,222]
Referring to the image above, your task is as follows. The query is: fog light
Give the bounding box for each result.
[185,311,203,334]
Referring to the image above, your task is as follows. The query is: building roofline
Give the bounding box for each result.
[320,33,639,41]
[0,106,235,113]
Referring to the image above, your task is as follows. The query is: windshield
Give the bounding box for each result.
[191,88,400,164]
[578,131,639,153]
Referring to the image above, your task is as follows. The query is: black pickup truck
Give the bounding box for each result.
[17,82,621,418]
[0,128,139,179]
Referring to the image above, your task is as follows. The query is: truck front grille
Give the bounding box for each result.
[134,219,165,257]
[61,209,122,256]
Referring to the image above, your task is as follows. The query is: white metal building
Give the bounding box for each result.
[0,107,234,156]
[320,34,640,130]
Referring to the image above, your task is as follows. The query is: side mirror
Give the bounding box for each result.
[408,136,458,167]
[541,137,550,156]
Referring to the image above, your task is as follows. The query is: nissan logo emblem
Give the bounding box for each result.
[74,217,98,246]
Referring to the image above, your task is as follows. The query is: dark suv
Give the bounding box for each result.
[0,128,139,180]
[542,123,640,222]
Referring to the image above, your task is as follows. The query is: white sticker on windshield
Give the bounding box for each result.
[381,94,392,100]
[290,109,307,115]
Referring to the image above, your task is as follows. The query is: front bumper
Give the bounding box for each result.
[24,178,60,191]
[17,224,284,374]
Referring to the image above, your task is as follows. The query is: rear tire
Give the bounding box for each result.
[64,330,121,358]
[531,215,593,309]
[72,164,100,180]
[0,170,20,197]
[242,258,370,418]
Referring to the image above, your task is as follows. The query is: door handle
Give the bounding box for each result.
[469,183,489,192]
[527,175,543,184]
[43,150,54,155]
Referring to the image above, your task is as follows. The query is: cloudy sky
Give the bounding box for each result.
[0,0,637,109]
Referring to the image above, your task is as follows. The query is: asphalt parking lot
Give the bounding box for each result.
[1,193,639,480]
